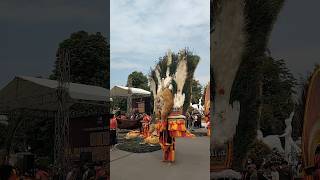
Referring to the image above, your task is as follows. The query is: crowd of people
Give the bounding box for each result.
[242,160,300,180]
[242,155,302,180]
[0,162,108,180]
[65,162,108,180]
[186,108,203,130]
[0,164,50,180]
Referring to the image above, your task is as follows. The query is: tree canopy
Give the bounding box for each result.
[50,31,109,88]
[191,79,203,104]
[127,71,149,90]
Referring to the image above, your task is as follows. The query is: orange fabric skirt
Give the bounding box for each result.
[142,124,150,138]
[159,130,175,162]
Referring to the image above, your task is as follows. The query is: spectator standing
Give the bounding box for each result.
[110,113,118,150]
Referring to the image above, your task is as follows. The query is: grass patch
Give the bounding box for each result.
[116,137,161,153]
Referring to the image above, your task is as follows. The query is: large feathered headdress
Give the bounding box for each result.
[150,49,200,115]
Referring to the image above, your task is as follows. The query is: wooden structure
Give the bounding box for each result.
[110,86,151,114]
[0,76,110,177]
[69,114,109,162]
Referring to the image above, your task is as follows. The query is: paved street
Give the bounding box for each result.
[111,136,210,180]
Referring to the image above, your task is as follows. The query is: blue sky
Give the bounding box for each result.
[110,0,210,87]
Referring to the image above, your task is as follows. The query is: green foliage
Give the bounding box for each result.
[191,79,203,104]
[127,71,149,90]
[244,0,285,58]
[111,97,127,112]
[259,57,297,135]
[231,56,296,169]
[116,137,161,153]
[247,140,272,169]
[182,51,200,113]
[50,31,109,88]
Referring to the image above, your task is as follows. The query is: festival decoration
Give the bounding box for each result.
[149,49,199,162]
[211,0,286,173]
[125,130,140,140]
[279,112,301,162]
[211,0,244,146]
[204,83,211,136]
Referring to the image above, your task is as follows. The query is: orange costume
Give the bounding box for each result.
[142,114,151,138]
[156,110,194,162]
[205,112,211,136]
[150,49,198,163]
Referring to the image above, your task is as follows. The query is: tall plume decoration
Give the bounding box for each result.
[150,49,199,115]
[173,50,188,108]
[163,50,173,90]
[211,0,245,146]
[155,65,162,94]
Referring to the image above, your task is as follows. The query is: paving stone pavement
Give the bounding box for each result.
[110,136,210,180]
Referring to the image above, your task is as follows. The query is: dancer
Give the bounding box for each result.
[150,49,198,163]
[141,113,151,138]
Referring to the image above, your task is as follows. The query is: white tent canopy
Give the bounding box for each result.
[110,85,151,98]
[0,76,110,111]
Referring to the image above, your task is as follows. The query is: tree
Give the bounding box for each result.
[258,57,296,136]
[191,79,203,104]
[127,71,149,90]
[111,98,127,113]
[50,31,109,88]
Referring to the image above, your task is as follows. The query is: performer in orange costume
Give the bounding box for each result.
[150,49,198,163]
[141,113,151,138]
[205,109,211,136]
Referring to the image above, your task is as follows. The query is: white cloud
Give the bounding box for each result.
[111,59,146,70]
[111,0,210,85]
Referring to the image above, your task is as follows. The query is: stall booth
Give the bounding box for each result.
[0,76,110,173]
[110,85,151,114]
